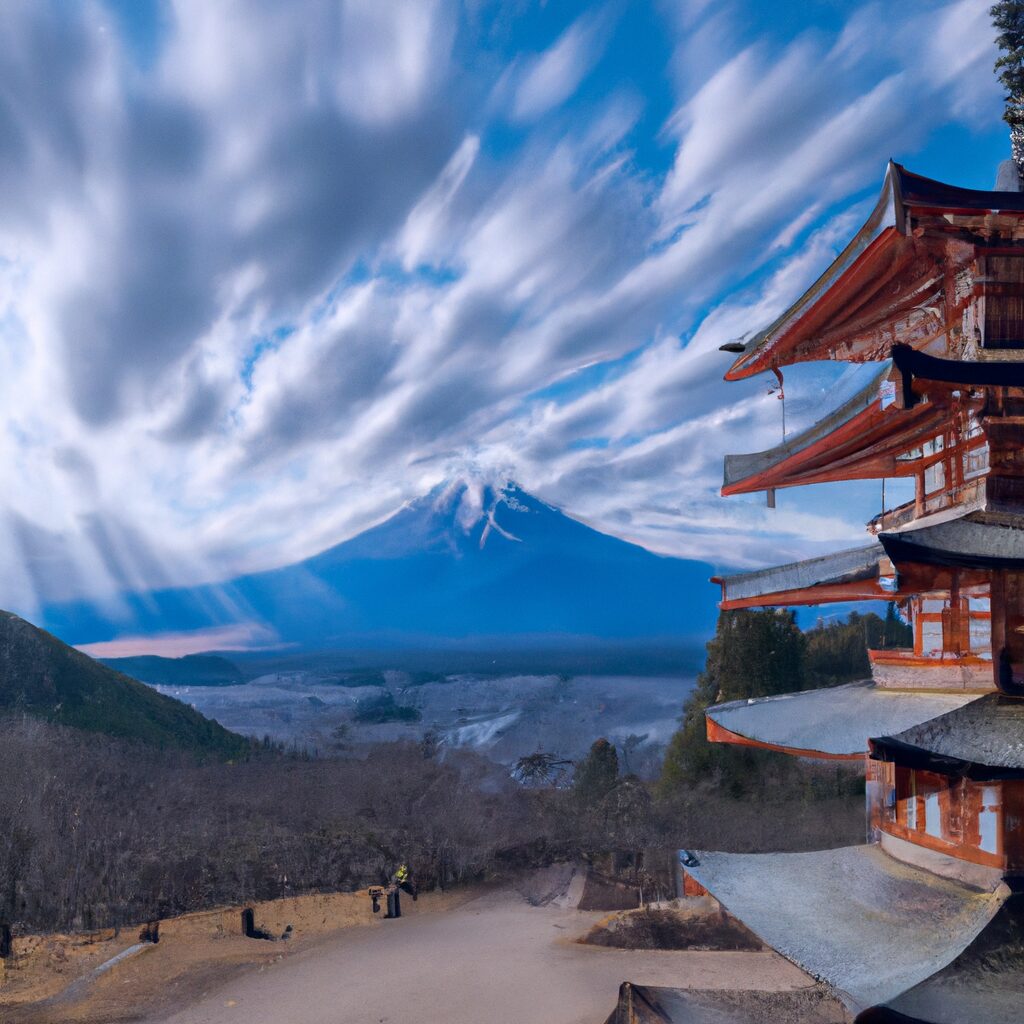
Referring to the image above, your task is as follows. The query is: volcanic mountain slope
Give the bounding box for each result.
[43,480,718,651]
[0,610,247,756]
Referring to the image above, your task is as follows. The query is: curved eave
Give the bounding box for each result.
[898,163,1024,213]
[680,845,1008,1012]
[879,514,1024,571]
[706,715,863,759]
[705,681,977,760]
[723,392,948,496]
[869,735,1024,781]
[713,543,887,609]
[725,162,1024,382]
[716,577,892,610]
[725,162,903,381]
[869,693,1024,780]
[723,364,885,493]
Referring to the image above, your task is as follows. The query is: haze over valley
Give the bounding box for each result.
[150,668,694,771]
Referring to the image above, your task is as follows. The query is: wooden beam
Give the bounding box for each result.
[719,579,892,610]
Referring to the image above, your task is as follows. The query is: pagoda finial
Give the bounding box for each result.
[992,2,1024,178]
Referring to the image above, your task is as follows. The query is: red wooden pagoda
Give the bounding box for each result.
[680,162,1024,1022]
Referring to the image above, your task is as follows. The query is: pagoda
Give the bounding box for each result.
[678,161,1024,1023]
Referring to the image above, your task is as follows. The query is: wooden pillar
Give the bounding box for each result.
[984,404,1024,512]
[990,570,1024,695]
[962,784,983,851]
[1004,780,1024,871]
[941,572,971,655]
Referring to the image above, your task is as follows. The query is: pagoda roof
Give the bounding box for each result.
[713,543,888,609]
[724,163,1024,381]
[606,983,847,1024]
[871,693,1024,779]
[879,512,1024,571]
[877,896,1024,1024]
[680,845,1009,1012]
[722,363,951,494]
[706,680,978,759]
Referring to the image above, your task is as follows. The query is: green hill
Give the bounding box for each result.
[0,610,247,757]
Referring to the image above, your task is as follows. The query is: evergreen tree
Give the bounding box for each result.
[659,605,906,797]
[882,601,910,649]
[696,608,806,705]
[573,738,619,805]
[992,2,1024,170]
[659,609,804,795]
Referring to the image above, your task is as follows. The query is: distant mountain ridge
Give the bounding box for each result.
[100,654,244,687]
[40,480,718,652]
[0,610,247,755]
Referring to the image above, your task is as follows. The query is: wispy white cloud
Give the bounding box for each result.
[511,10,610,122]
[0,0,1005,619]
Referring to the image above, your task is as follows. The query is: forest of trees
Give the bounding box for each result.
[0,608,890,937]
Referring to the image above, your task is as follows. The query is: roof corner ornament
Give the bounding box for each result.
[992,1,1024,186]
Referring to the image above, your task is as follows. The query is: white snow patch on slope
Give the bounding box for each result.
[447,710,520,747]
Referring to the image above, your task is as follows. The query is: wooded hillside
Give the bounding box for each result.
[0,610,247,757]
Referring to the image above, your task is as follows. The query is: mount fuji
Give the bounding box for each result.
[39,481,718,653]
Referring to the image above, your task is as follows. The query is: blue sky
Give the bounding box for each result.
[0,0,1008,618]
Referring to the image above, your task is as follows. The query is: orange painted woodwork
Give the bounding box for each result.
[721,401,950,496]
[705,715,864,760]
[724,226,911,380]
[712,163,1024,892]
[716,579,893,610]
[682,873,709,898]
[878,767,1024,871]
[867,650,993,669]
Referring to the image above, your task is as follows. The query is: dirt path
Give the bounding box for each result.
[141,888,813,1024]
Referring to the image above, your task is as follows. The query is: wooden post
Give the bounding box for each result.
[990,570,1024,695]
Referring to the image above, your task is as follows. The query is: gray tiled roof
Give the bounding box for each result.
[881,897,1024,1024]
[682,845,1008,1012]
[606,983,848,1024]
[879,512,1024,570]
[707,681,978,757]
[717,543,884,604]
[874,694,1024,774]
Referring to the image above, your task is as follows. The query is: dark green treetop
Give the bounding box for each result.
[992,1,1024,169]
[573,738,620,805]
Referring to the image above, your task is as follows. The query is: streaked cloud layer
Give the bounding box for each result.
[0,0,1006,617]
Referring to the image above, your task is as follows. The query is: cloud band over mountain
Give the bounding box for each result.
[0,0,1005,621]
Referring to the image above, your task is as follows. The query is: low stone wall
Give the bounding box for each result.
[155,890,375,941]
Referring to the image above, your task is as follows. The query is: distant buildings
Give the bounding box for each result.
[683,162,1024,1022]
